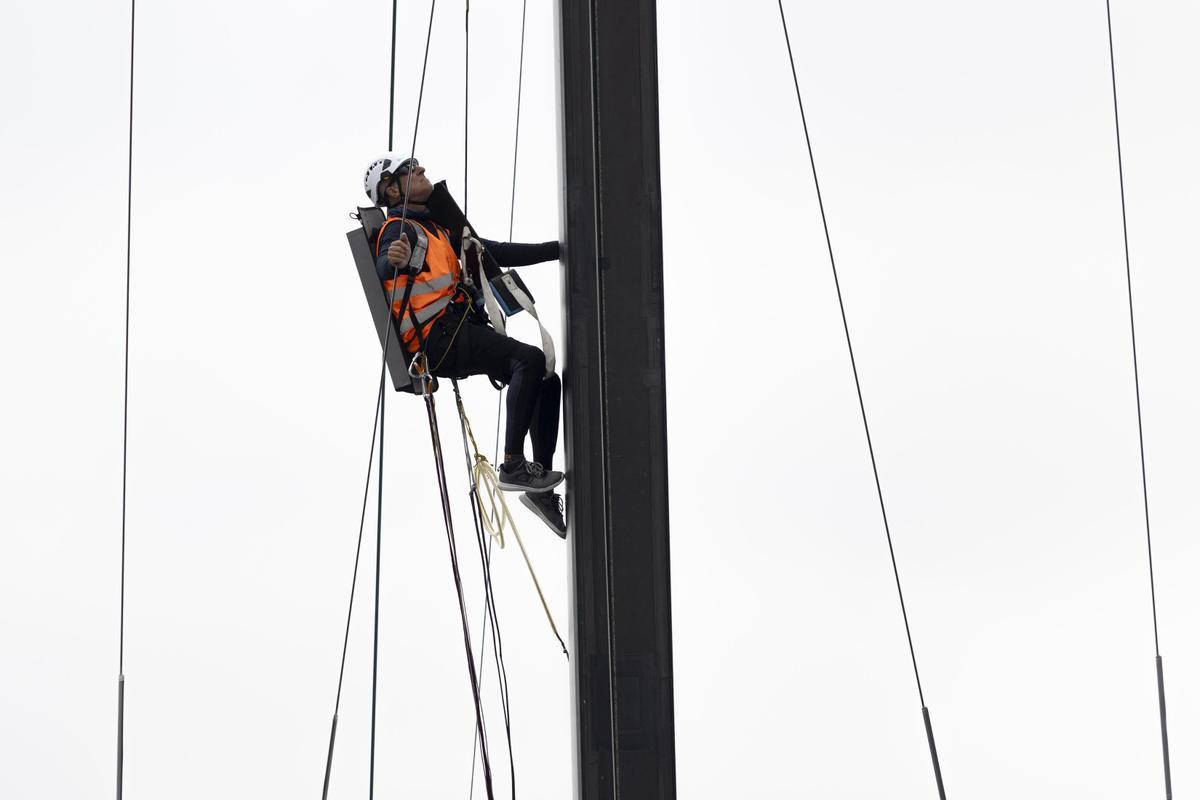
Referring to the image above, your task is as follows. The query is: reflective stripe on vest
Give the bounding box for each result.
[376,217,461,350]
[396,295,453,333]
[406,273,454,295]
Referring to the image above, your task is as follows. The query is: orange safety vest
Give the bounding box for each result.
[375,217,462,351]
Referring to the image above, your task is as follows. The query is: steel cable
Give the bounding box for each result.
[775,2,945,796]
[492,0,529,466]
[1103,3,1172,796]
[117,2,136,798]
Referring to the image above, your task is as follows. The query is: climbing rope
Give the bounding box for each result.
[775,3,945,797]
[415,366,497,799]
[453,377,517,799]
[1102,4,1172,797]
[116,2,136,798]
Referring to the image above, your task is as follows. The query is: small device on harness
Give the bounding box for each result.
[488,270,535,317]
[346,205,437,394]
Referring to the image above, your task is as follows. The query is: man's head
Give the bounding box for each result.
[363,155,433,208]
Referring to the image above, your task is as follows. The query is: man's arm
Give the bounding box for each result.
[375,220,424,282]
[479,239,560,268]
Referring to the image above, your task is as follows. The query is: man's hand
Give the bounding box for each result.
[386,233,412,268]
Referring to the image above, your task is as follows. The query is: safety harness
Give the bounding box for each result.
[425,181,556,375]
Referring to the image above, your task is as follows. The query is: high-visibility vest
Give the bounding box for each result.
[375,217,461,351]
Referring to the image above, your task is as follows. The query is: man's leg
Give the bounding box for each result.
[502,343,549,463]
[519,372,566,537]
[529,372,561,470]
[427,313,562,492]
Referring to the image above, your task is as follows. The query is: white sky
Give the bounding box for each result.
[1,1,1198,798]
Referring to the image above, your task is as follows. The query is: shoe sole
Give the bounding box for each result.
[497,473,564,493]
[519,493,568,539]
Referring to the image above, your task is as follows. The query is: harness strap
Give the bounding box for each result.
[464,232,557,377]
[497,276,556,376]
[464,232,508,334]
[397,295,453,334]
[375,217,429,270]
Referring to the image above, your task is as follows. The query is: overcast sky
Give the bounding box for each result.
[2,0,1198,798]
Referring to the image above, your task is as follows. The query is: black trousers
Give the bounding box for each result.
[424,303,560,468]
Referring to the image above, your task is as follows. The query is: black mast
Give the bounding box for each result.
[556,1,677,798]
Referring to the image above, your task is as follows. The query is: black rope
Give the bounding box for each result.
[369,383,386,800]
[451,383,516,799]
[321,378,383,799]
[320,1,438,797]
[117,2,136,798]
[422,385,496,799]
[775,3,944,797]
[367,3,400,796]
[507,0,528,242]
[469,540,514,799]
[464,0,469,214]
[1103,4,1171,797]
[387,0,399,151]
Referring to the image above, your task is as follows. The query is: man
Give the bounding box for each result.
[363,154,567,537]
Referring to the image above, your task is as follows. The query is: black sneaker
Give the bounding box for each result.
[520,491,567,539]
[497,459,564,493]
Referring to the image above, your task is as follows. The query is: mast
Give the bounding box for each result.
[556,1,677,797]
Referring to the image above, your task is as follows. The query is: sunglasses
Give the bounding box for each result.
[391,157,419,177]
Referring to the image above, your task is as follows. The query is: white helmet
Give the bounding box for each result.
[363,154,418,206]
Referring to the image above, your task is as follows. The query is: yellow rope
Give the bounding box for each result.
[456,392,567,655]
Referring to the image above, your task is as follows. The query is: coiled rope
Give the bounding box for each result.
[456,388,566,653]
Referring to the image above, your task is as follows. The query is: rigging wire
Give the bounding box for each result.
[458,3,527,794]
[117,1,136,798]
[775,2,945,797]
[457,4,514,794]
[507,0,529,244]
[460,3,499,794]
[1103,3,1172,797]
[453,382,517,799]
[470,3,533,790]
[493,0,530,468]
